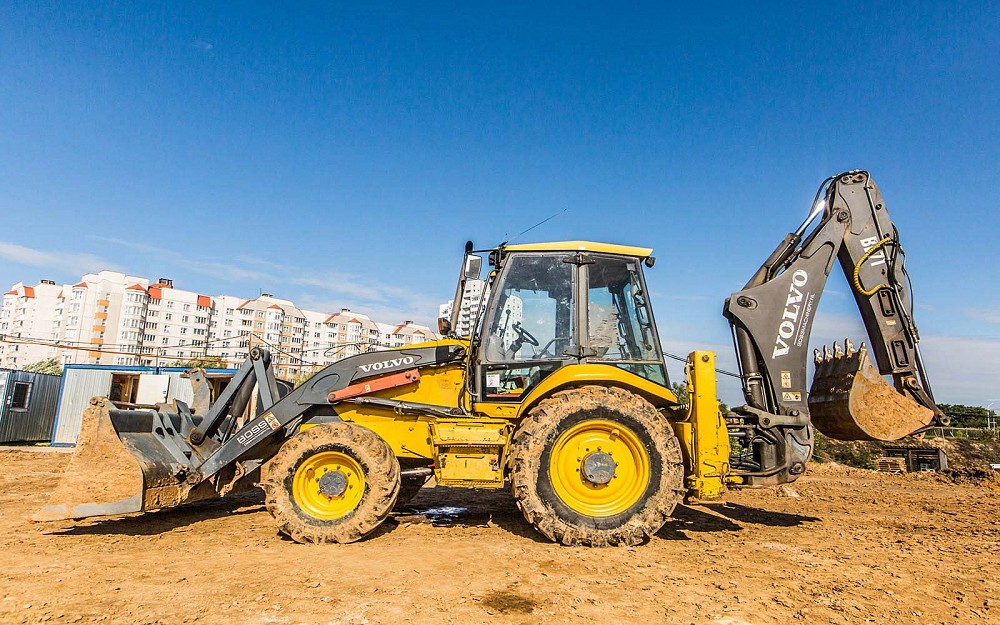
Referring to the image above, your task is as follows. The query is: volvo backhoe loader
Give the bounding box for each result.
[36,171,946,546]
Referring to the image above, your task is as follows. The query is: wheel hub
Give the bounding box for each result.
[318,470,348,497]
[581,451,617,485]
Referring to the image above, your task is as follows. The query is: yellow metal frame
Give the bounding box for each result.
[504,240,653,258]
[474,363,679,420]
[671,351,731,499]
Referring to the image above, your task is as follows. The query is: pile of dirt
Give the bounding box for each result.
[919,436,1000,468]
[938,466,1000,490]
[814,431,1000,470]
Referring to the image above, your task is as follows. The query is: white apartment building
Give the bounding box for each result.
[206,294,311,379]
[0,280,63,369]
[140,278,214,366]
[439,278,486,337]
[51,271,151,367]
[2,272,439,379]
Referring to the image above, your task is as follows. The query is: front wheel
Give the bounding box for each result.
[509,386,684,546]
[261,422,400,544]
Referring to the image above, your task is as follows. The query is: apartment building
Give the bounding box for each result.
[0,280,63,369]
[51,271,151,367]
[439,278,486,337]
[1,272,439,379]
[140,279,214,366]
[206,294,311,378]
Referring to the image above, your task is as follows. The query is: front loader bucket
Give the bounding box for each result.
[808,341,933,441]
[34,397,146,521]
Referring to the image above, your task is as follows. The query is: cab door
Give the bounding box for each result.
[477,253,580,402]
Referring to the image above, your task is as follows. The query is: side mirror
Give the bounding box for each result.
[438,317,453,335]
[464,254,482,280]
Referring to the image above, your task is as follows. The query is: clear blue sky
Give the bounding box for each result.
[1,2,997,404]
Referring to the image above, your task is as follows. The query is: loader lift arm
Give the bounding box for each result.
[723,170,947,485]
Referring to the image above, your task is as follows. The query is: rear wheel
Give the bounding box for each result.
[509,385,684,546]
[262,422,400,543]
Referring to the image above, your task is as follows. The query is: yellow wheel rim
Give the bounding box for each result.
[548,419,650,517]
[292,451,365,520]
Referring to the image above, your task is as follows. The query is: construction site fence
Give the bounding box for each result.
[922,427,1000,441]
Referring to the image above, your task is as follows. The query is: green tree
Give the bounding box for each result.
[23,358,63,375]
[670,380,730,415]
[166,356,228,369]
[670,381,689,407]
[938,404,993,429]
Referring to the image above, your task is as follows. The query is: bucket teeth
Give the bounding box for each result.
[845,339,855,357]
[822,345,832,361]
[813,348,822,365]
[833,342,844,358]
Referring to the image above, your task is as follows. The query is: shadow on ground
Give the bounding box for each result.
[44,491,265,537]
[40,485,821,543]
[657,502,821,540]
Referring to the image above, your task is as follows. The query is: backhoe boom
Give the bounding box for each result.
[724,171,946,484]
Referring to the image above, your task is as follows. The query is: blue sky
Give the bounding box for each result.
[1,2,997,405]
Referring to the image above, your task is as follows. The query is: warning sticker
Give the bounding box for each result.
[782,391,802,402]
[781,371,792,389]
[264,413,281,430]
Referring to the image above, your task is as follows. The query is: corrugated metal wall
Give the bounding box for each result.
[0,369,63,443]
[52,370,113,445]
[51,367,236,446]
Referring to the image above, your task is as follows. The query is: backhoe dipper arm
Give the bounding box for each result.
[723,171,945,483]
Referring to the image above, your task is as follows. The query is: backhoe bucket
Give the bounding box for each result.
[34,397,145,521]
[808,341,934,441]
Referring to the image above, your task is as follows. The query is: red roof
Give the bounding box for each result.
[268,304,283,310]
[238,300,253,309]
[147,287,162,300]
[56,290,63,298]
[23,286,34,298]
[149,282,172,289]
[3,290,15,296]
[197,295,212,308]
[73,282,87,288]
[126,283,146,291]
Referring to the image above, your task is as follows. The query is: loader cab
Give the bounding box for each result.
[459,242,669,403]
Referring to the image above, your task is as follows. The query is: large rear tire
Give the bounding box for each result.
[509,385,684,546]
[262,422,400,544]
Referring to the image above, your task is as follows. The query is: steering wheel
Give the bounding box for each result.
[511,322,539,349]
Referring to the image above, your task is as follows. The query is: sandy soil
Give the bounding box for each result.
[1,449,997,625]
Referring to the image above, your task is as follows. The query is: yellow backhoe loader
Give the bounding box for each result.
[36,171,946,546]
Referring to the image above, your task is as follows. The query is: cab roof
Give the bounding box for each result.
[503,240,653,258]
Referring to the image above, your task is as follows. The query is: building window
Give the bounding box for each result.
[10,381,31,410]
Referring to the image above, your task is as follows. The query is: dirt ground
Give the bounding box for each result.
[1,449,998,625]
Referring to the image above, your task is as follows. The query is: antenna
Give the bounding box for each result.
[502,208,568,246]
